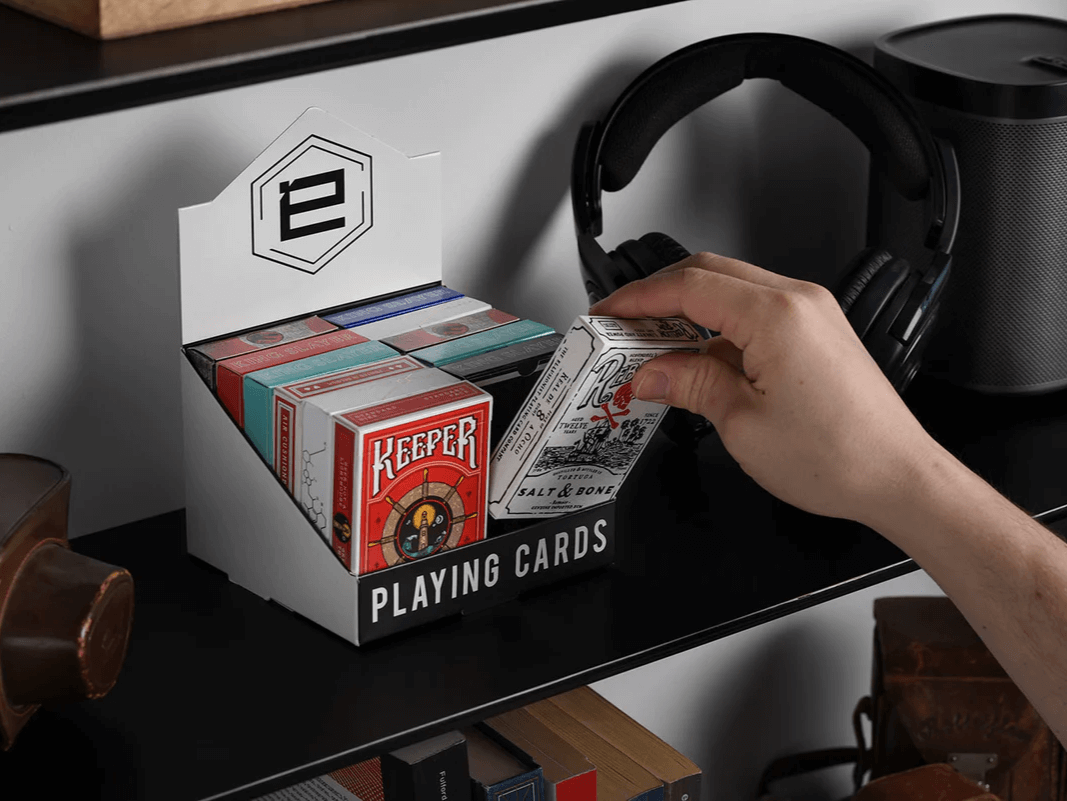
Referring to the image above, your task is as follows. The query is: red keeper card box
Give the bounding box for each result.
[178,108,616,645]
[331,382,491,574]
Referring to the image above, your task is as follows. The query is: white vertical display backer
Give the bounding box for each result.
[179,108,442,644]
[178,107,442,345]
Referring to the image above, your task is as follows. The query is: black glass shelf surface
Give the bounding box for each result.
[0,373,1063,801]
[0,0,683,134]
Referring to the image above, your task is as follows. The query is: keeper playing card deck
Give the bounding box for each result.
[330,382,492,575]
[296,357,461,543]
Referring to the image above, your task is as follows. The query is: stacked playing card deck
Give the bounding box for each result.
[185,285,564,580]
[184,286,693,643]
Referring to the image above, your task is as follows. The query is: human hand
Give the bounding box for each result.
[589,252,943,528]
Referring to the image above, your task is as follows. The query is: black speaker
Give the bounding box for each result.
[870,14,1067,394]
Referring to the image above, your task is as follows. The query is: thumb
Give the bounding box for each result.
[631,352,749,429]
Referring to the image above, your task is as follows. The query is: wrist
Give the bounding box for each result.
[859,435,978,555]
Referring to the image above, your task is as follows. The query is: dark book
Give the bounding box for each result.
[382,730,471,801]
[547,688,699,801]
[463,725,544,801]
[523,699,664,801]
[483,708,596,801]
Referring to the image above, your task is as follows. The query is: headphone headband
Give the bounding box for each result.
[573,33,957,256]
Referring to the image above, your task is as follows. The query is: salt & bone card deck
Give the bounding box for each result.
[488,316,702,519]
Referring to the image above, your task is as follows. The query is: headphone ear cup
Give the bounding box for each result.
[610,232,692,285]
[639,232,692,270]
[835,248,908,340]
[836,248,894,314]
[608,238,658,285]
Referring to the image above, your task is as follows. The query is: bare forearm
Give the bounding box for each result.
[867,442,1067,745]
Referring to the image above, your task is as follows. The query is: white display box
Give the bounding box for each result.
[179,108,615,645]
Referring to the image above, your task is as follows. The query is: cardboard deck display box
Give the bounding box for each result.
[178,109,616,644]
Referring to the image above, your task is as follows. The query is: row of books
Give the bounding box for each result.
[256,686,701,801]
[184,285,561,575]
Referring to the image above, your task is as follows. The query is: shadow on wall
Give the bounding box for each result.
[34,131,245,537]
[463,56,649,318]
[735,37,901,290]
[694,623,867,801]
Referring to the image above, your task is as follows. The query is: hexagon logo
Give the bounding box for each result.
[251,135,373,274]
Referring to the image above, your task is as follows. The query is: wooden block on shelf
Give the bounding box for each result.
[1,0,335,39]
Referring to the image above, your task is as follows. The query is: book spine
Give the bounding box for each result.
[479,770,544,801]
[555,772,596,801]
[666,775,700,801]
[631,786,665,801]
[381,741,471,801]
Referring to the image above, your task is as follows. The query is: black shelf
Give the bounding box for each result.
[0,0,683,134]
[1,373,1064,800]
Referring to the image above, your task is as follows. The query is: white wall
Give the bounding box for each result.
[1,0,1058,798]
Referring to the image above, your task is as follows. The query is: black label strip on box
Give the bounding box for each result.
[357,502,615,642]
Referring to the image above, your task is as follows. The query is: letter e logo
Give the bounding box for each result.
[251,135,373,274]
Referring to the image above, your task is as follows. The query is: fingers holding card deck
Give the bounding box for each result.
[655,251,800,292]
[590,264,769,350]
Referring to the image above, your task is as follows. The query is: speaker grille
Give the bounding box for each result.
[873,107,1067,393]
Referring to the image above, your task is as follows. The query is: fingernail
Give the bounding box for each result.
[635,369,670,401]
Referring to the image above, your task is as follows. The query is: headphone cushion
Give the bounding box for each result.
[836,248,896,315]
[639,232,692,271]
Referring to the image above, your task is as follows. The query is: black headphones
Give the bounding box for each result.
[572,33,960,395]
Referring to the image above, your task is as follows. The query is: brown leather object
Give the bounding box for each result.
[869,597,1065,800]
[0,454,135,749]
[855,763,1000,801]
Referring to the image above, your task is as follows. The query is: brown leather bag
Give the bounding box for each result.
[863,596,1065,800]
[854,763,999,801]
[0,454,135,749]
[758,596,1066,800]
